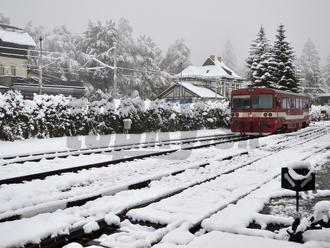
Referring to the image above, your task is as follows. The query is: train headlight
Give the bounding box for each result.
[231,113,234,117]
[268,113,272,117]
[248,112,253,117]
[235,113,239,117]
[263,113,267,117]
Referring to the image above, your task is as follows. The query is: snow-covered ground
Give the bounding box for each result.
[0,123,329,248]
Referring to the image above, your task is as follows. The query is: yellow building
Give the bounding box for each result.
[0,24,36,78]
[0,24,85,98]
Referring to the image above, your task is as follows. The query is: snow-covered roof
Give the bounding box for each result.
[180,82,224,99]
[180,56,242,80]
[0,24,36,47]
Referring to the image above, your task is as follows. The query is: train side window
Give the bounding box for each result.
[290,98,295,109]
[295,98,299,109]
[282,97,287,109]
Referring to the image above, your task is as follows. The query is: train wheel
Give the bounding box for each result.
[275,124,287,134]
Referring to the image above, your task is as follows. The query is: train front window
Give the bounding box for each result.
[232,95,250,109]
[251,94,273,109]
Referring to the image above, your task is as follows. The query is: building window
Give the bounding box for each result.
[11,66,16,76]
[0,65,4,75]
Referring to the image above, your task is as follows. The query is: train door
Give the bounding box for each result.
[275,94,280,129]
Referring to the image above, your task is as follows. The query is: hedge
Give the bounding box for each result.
[0,91,230,141]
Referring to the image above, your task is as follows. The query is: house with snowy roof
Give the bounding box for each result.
[0,24,85,98]
[157,55,244,102]
[0,24,36,79]
[157,81,224,103]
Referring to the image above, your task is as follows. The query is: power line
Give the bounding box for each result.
[1,49,162,75]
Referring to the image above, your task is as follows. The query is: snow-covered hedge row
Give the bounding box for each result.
[0,91,230,141]
[310,105,330,121]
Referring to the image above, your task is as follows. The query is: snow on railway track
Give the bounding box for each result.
[0,126,324,223]
[0,125,328,247]
[126,131,329,227]
[90,128,330,248]
[0,133,242,183]
[0,133,235,167]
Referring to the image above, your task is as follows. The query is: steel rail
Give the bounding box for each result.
[0,135,246,185]
[0,133,237,166]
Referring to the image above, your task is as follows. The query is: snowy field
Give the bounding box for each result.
[0,123,329,248]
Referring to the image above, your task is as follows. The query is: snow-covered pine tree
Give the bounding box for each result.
[135,35,164,99]
[115,18,138,96]
[79,20,117,92]
[299,38,324,95]
[160,39,191,75]
[271,24,299,92]
[323,55,330,92]
[41,26,82,81]
[222,41,237,71]
[246,26,273,88]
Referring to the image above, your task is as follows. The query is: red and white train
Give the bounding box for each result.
[230,88,310,135]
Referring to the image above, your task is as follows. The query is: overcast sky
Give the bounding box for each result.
[2,0,330,68]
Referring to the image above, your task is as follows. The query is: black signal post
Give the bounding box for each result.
[281,165,315,242]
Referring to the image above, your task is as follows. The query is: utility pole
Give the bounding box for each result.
[180,61,183,103]
[113,41,117,97]
[215,77,218,100]
[38,34,43,95]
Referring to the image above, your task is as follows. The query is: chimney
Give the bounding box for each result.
[217,56,222,62]
[210,55,215,61]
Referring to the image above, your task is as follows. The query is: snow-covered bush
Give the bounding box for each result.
[0,91,28,140]
[0,91,230,141]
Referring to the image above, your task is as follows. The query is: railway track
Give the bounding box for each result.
[0,127,324,224]
[0,133,237,166]
[0,133,248,185]
[0,134,252,223]
[77,127,329,247]
[1,125,327,248]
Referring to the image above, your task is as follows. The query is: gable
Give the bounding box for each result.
[202,58,215,66]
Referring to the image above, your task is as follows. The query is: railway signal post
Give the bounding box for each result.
[281,162,315,242]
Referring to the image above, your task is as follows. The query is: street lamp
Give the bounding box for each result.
[37,34,43,95]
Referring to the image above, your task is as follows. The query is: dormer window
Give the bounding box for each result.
[221,66,232,76]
